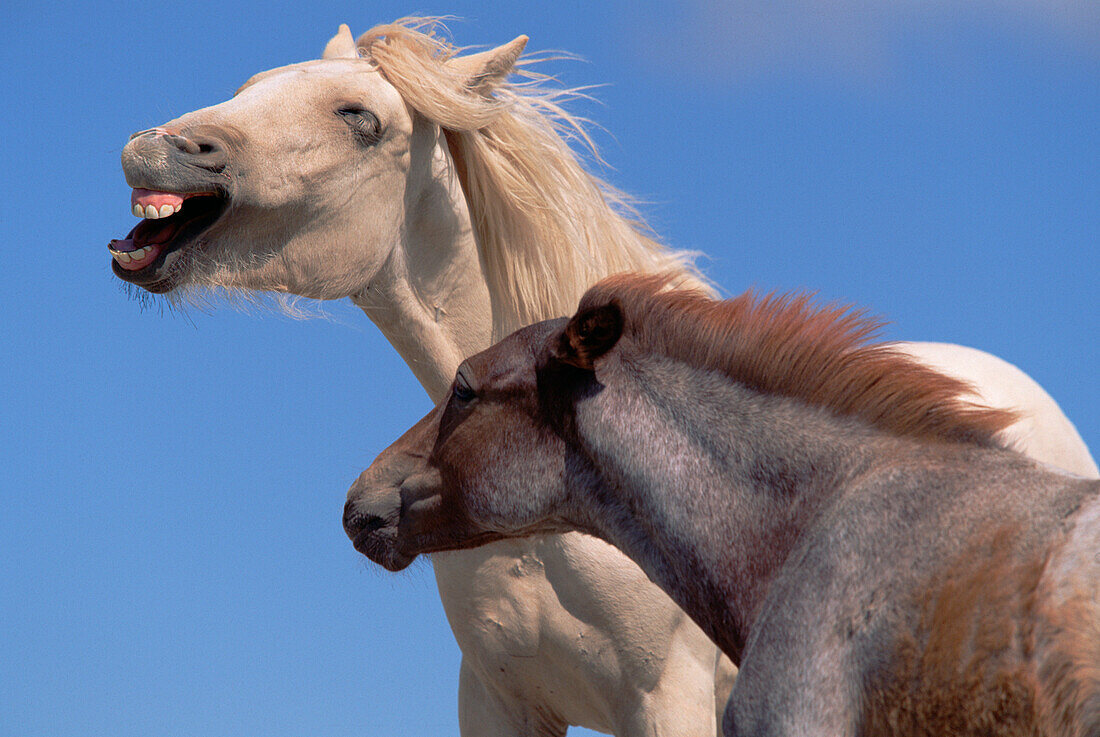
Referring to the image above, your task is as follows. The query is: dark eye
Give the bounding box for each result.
[453,372,476,403]
[337,107,382,144]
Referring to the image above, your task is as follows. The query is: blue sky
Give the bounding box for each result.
[1,1,1096,735]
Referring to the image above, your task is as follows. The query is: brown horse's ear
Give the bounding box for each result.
[446,36,528,93]
[557,301,623,371]
[323,24,359,60]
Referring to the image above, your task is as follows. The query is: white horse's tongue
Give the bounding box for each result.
[110,238,138,252]
[131,188,185,209]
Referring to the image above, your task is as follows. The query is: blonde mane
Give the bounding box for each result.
[358,18,710,339]
[581,274,1018,447]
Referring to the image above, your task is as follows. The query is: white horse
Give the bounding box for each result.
[110,18,1098,737]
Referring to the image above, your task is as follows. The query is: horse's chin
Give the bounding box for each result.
[380,552,418,572]
[109,193,229,293]
[353,529,419,572]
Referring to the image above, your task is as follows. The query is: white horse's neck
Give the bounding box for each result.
[349,124,538,630]
[351,126,492,403]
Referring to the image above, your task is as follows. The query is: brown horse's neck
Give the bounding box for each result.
[573,356,886,662]
[352,125,493,402]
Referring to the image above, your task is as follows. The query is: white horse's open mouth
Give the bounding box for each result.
[109,188,228,292]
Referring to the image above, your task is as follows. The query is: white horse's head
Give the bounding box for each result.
[111,23,524,300]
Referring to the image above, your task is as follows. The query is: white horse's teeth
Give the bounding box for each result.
[116,251,132,264]
[158,204,174,218]
[144,204,159,219]
[132,203,144,217]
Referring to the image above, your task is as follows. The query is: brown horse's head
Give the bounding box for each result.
[342,312,617,570]
[110,23,524,299]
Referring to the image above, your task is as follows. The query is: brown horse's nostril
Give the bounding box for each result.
[343,499,387,541]
[342,499,359,536]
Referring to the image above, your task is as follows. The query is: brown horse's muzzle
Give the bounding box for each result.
[343,409,443,571]
[343,462,413,569]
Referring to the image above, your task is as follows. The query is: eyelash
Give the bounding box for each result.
[337,108,382,145]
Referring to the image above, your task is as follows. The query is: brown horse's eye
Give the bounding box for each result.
[337,107,382,145]
[453,372,476,403]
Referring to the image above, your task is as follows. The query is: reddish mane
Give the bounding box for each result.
[580,273,1018,447]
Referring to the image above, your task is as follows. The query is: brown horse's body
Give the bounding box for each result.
[345,275,1100,736]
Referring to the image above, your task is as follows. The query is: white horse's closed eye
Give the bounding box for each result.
[113,16,1098,737]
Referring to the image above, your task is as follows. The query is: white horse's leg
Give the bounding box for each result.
[897,342,1098,477]
[458,658,567,737]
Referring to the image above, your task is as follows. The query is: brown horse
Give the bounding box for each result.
[346,273,1100,736]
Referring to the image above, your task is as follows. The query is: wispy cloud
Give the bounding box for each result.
[629,0,1100,84]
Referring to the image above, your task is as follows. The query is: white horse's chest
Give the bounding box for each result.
[433,542,544,659]
[431,534,713,731]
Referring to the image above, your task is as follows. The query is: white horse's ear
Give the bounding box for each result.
[447,35,528,92]
[323,24,358,59]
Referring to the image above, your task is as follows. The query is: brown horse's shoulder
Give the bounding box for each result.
[860,480,1100,736]
[859,523,1039,734]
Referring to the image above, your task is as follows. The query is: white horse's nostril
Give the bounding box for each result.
[128,126,170,141]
